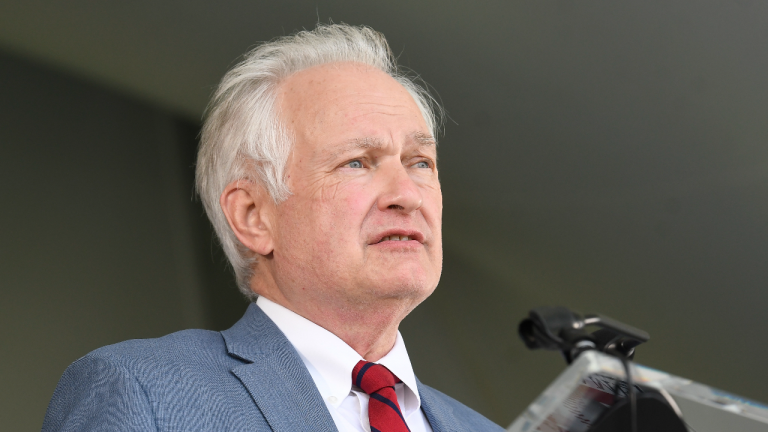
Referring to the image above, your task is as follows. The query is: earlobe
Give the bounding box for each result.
[219,181,276,256]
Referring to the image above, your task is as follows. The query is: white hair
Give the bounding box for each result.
[196,23,443,300]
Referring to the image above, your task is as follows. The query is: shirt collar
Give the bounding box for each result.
[255,297,422,408]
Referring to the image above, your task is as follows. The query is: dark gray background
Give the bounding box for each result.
[2,1,767,430]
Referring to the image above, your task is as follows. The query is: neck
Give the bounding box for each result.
[251,276,414,362]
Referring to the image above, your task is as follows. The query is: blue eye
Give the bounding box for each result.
[415,161,430,168]
[347,160,363,169]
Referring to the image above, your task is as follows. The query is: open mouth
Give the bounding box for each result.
[371,230,424,245]
[378,235,413,243]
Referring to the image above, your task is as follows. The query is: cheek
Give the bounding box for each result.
[316,181,374,229]
[277,182,373,264]
[296,185,374,278]
[422,186,443,226]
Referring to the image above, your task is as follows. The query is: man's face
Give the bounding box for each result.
[269,62,442,316]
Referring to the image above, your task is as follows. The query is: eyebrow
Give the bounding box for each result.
[349,136,385,150]
[412,131,437,146]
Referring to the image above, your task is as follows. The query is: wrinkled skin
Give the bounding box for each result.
[220,62,442,361]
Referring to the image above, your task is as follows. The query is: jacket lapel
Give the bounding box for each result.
[418,377,462,432]
[221,304,338,432]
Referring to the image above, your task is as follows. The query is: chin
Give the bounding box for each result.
[366,269,438,301]
[356,253,441,299]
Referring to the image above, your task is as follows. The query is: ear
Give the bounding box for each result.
[219,180,276,256]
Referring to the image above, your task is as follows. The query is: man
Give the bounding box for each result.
[43,24,504,432]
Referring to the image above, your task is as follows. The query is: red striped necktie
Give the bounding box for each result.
[352,360,411,432]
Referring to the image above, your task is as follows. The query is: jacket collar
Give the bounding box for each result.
[222,303,464,432]
[221,303,338,432]
[418,377,463,432]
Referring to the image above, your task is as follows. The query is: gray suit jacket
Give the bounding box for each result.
[43,303,504,432]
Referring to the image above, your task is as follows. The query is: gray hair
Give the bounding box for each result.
[196,23,442,300]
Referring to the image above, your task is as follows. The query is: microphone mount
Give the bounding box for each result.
[518,306,650,363]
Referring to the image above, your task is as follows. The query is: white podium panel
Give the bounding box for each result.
[508,351,768,432]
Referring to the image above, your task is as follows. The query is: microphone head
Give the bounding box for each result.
[518,306,580,351]
[518,318,544,349]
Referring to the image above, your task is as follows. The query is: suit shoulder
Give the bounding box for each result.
[81,329,233,375]
[45,329,258,431]
[88,328,221,357]
[419,383,506,432]
[47,329,241,424]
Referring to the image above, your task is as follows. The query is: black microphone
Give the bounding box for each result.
[518,306,650,363]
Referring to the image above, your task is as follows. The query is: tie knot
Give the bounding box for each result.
[352,360,402,395]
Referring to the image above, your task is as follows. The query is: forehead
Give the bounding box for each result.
[276,62,431,152]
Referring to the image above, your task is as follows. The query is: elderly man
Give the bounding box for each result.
[43,24,504,432]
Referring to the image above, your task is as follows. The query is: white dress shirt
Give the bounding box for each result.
[256,297,434,432]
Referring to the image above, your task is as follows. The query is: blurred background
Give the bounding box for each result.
[2,1,768,429]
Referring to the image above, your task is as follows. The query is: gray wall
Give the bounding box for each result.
[0,52,242,430]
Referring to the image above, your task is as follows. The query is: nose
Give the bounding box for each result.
[376,162,423,213]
